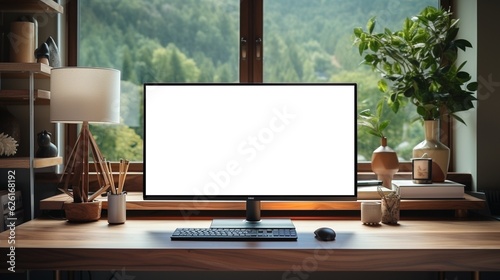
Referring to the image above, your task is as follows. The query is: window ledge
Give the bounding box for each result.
[40,191,484,215]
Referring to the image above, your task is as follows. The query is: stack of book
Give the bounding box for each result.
[357,185,393,200]
[392,180,465,199]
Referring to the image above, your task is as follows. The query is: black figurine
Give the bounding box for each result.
[34,42,50,65]
[45,36,61,67]
[36,130,58,158]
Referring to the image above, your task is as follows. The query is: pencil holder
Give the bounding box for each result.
[107,192,126,224]
[381,193,400,224]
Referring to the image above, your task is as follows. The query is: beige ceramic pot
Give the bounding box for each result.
[412,120,450,182]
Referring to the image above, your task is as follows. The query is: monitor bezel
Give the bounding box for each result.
[143,83,358,202]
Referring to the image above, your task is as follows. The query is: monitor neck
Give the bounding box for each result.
[246,200,261,222]
[210,200,295,229]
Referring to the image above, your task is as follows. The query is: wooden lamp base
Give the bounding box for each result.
[63,200,102,222]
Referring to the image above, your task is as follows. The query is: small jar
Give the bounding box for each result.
[361,201,382,225]
[107,192,127,224]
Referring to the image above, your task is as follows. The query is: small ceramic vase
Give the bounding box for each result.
[371,137,399,189]
[36,130,58,158]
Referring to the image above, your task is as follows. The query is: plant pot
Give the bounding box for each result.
[413,120,450,182]
[64,200,102,222]
[371,137,399,189]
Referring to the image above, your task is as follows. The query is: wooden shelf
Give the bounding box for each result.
[40,191,487,213]
[0,156,62,169]
[0,89,50,102]
[0,62,51,78]
[0,0,64,14]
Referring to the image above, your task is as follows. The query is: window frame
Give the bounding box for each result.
[67,0,454,189]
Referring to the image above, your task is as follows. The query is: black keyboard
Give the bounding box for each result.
[171,227,298,241]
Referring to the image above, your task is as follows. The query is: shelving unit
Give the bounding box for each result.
[0,0,63,14]
[0,156,62,169]
[0,0,64,221]
[0,63,62,220]
[0,63,53,102]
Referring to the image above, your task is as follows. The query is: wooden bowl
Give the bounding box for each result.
[63,200,102,222]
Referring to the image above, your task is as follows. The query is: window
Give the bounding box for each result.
[71,0,446,181]
[261,0,438,163]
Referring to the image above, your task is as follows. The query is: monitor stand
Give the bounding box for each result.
[210,200,295,229]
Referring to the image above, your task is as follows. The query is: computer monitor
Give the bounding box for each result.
[143,83,357,229]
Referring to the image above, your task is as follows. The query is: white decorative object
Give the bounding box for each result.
[0,133,18,156]
[361,201,381,225]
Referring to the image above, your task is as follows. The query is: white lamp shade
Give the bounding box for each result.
[50,67,121,123]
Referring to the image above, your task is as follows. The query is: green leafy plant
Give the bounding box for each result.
[358,99,390,138]
[353,6,477,124]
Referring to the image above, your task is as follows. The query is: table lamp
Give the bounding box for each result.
[50,67,120,203]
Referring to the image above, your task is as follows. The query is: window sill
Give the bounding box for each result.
[40,191,484,218]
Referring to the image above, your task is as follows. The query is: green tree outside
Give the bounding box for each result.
[80,0,434,161]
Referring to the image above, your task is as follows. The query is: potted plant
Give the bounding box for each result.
[358,99,399,189]
[353,6,477,181]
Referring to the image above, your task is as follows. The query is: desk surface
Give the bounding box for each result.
[1,218,500,271]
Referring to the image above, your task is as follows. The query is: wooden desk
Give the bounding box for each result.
[1,218,500,272]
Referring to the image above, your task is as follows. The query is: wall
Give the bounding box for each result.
[454,0,477,190]
[476,0,500,191]
[439,0,500,193]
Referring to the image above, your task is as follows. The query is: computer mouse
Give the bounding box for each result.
[314,227,336,241]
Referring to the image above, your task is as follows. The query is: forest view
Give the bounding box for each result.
[79,0,437,162]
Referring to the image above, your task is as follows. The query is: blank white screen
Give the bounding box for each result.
[145,84,356,198]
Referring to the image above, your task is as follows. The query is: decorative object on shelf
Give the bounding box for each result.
[51,67,120,222]
[0,132,18,157]
[358,101,399,189]
[378,186,400,224]
[413,120,449,182]
[361,201,381,225]
[35,130,58,158]
[412,156,433,184]
[8,17,36,63]
[0,106,20,156]
[18,15,38,51]
[34,42,50,65]
[371,137,399,189]
[45,36,61,67]
[354,7,477,182]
